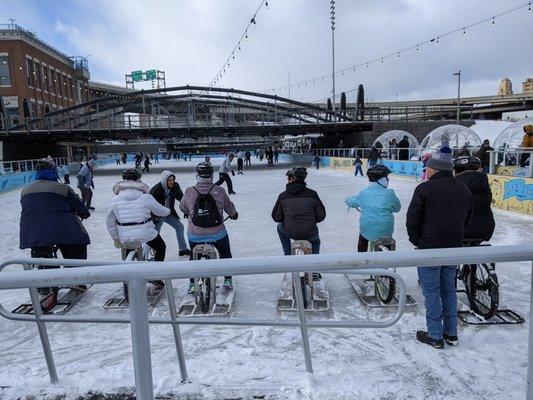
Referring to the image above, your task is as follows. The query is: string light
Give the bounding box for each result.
[262,2,529,95]
[208,0,269,87]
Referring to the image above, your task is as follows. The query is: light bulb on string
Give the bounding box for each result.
[366,63,369,68]
[436,37,440,44]
[397,52,400,58]
[416,45,419,51]
[463,27,466,34]
[492,17,495,25]
[381,58,384,63]
[265,1,269,9]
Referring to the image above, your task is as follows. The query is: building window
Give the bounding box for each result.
[42,65,49,92]
[26,59,34,87]
[0,54,11,85]
[35,62,42,89]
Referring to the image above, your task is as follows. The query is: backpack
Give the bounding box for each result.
[192,186,223,228]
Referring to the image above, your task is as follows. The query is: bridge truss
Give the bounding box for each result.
[0,86,371,142]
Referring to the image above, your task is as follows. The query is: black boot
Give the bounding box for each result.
[443,333,459,346]
[416,331,444,349]
[179,249,191,257]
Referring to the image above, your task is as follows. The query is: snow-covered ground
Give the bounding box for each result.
[0,158,532,399]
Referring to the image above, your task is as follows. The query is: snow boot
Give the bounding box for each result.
[443,333,459,346]
[40,289,58,313]
[416,331,444,349]
[187,282,196,294]
[179,249,192,257]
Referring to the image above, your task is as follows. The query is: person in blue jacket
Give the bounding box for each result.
[345,165,401,252]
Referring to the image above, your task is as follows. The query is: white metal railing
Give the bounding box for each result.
[489,149,533,177]
[0,245,532,399]
[0,157,69,175]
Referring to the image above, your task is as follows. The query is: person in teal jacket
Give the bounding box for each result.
[345,165,401,252]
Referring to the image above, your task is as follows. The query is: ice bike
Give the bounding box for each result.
[276,240,330,312]
[103,242,164,309]
[13,245,91,315]
[456,239,523,324]
[178,243,235,316]
[345,236,417,307]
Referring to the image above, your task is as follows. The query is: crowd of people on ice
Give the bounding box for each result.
[15,124,533,348]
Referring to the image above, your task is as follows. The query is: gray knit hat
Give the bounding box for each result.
[426,146,453,171]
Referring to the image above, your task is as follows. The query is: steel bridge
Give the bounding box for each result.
[0,86,372,142]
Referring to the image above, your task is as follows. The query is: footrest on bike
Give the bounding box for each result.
[276,273,329,312]
[458,308,524,325]
[346,275,417,308]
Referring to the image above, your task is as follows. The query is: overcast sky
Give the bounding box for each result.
[4,0,533,103]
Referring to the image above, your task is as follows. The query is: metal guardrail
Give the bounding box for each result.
[0,245,532,399]
[489,149,533,177]
[0,157,69,175]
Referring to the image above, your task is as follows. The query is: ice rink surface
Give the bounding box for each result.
[0,158,532,399]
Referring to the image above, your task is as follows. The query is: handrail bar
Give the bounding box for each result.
[0,245,530,289]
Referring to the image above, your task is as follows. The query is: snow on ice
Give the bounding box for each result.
[0,158,532,399]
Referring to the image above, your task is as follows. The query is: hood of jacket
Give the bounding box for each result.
[113,180,150,200]
[456,170,486,193]
[286,182,307,195]
[160,170,175,190]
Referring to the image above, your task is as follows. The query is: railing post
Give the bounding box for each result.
[291,272,314,376]
[26,263,58,384]
[128,279,154,400]
[489,152,496,175]
[164,279,189,383]
[526,261,533,400]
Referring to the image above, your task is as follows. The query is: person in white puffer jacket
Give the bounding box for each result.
[106,169,170,261]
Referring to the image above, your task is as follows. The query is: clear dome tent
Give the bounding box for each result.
[373,130,419,149]
[420,124,482,151]
[493,117,533,148]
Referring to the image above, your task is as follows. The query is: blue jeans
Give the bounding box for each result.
[354,165,363,176]
[417,266,457,340]
[277,224,320,255]
[154,214,188,251]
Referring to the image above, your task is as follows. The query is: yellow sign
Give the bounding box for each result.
[329,157,367,171]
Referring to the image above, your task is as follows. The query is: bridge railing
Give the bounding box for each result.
[0,156,69,175]
[0,245,532,399]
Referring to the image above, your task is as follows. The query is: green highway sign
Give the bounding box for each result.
[145,69,157,80]
[131,70,143,82]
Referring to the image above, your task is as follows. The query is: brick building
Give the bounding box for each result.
[0,23,91,126]
[523,78,533,94]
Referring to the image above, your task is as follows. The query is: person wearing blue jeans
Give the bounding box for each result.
[154,214,188,253]
[406,146,472,348]
[417,265,457,340]
[277,224,320,255]
[150,170,191,257]
[272,166,326,265]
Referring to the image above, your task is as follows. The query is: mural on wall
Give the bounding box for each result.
[494,165,529,177]
[489,175,533,215]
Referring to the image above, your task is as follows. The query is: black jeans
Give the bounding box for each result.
[189,234,232,282]
[215,173,234,193]
[31,244,88,295]
[357,234,369,252]
[146,234,166,262]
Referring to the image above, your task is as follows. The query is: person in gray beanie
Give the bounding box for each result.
[406,146,472,349]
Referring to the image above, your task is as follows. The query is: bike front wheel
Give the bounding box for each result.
[466,263,499,320]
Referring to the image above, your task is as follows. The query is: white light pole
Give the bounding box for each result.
[453,70,461,123]
[330,0,336,122]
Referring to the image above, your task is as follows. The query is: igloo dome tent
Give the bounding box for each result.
[373,130,419,149]
[493,117,533,148]
[420,124,482,150]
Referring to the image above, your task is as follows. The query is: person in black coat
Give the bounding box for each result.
[150,170,190,256]
[406,147,472,349]
[453,156,495,242]
[272,166,326,256]
[476,139,494,173]
[20,159,91,311]
[398,135,410,161]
